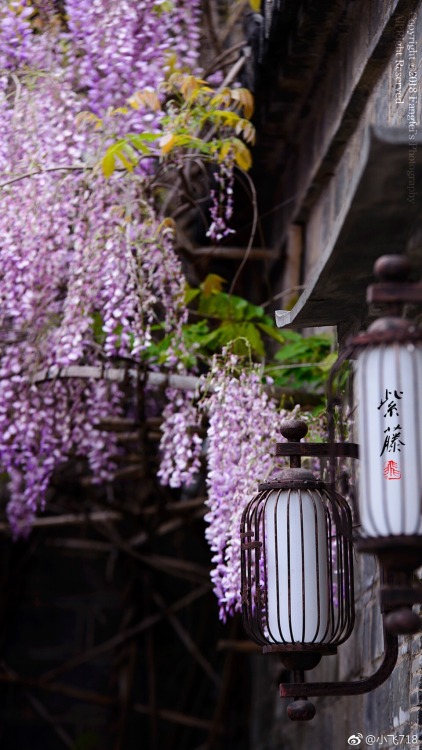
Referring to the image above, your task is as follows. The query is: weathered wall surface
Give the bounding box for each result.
[303,5,422,285]
[253,0,421,317]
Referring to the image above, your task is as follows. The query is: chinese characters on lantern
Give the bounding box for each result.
[378,389,404,479]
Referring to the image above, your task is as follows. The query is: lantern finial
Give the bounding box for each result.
[373,254,411,281]
[279,418,308,441]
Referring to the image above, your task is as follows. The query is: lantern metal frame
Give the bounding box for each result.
[240,419,399,720]
[327,254,422,634]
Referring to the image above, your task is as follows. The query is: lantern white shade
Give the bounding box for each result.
[264,489,330,643]
[355,343,422,537]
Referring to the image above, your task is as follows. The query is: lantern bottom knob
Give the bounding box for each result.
[384,607,421,635]
[287,698,316,721]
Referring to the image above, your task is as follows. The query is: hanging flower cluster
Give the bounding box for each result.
[157,388,203,488]
[199,352,288,621]
[65,0,201,117]
[0,0,202,534]
[206,154,236,243]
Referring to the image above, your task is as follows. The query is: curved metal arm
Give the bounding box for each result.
[279,630,398,698]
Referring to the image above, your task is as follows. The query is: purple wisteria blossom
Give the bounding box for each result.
[200,354,288,621]
[158,388,202,488]
[0,0,202,534]
[0,1,33,72]
[206,155,236,243]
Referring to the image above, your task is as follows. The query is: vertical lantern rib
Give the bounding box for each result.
[349,365,358,510]
[245,499,254,641]
[240,505,253,641]
[299,490,306,643]
[339,498,355,643]
[328,502,337,643]
[321,492,338,643]
[342,503,353,640]
[274,489,284,644]
[339,504,348,639]
[346,504,354,639]
[338,526,346,641]
[260,491,269,643]
[253,497,260,642]
[242,497,253,642]
[242,501,254,641]
[342,506,349,637]
[257,493,267,643]
[310,490,321,643]
[332,504,343,643]
[286,490,295,643]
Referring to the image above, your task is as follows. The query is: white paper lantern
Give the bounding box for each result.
[264,487,329,643]
[355,342,422,537]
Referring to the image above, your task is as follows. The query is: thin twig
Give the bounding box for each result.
[202,41,246,78]
[24,691,74,748]
[0,164,92,189]
[219,0,249,47]
[229,169,258,294]
[0,510,122,532]
[202,0,223,54]
[261,285,306,308]
[219,54,246,90]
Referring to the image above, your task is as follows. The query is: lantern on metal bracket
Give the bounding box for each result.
[240,418,356,719]
[240,417,401,720]
[328,254,422,635]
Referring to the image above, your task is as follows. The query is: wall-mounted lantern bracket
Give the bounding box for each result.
[279,626,398,716]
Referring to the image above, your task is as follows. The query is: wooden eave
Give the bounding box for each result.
[274,127,422,335]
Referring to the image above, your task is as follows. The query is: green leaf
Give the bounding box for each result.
[274,341,312,362]
[91,312,105,343]
[241,300,266,321]
[274,334,331,363]
[185,287,201,305]
[131,132,161,143]
[126,134,152,154]
[214,322,265,357]
[257,322,290,344]
[198,292,233,320]
[317,352,338,372]
[101,139,139,176]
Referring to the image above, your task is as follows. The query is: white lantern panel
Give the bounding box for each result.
[355,344,422,536]
[264,489,329,644]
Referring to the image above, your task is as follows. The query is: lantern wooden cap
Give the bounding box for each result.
[374,254,411,282]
